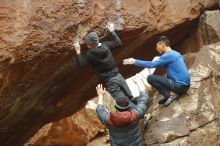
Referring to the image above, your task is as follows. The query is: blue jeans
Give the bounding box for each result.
[147,75,190,98]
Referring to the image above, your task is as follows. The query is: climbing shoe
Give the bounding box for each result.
[158,97,168,104]
[164,94,179,107]
[144,113,152,130]
[130,97,138,104]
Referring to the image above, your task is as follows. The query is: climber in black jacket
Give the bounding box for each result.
[73,23,133,102]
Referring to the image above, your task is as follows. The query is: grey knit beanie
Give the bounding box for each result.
[85,32,99,45]
[115,97,130,111]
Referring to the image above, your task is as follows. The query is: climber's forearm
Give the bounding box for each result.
[75,54,88,69]
[104,31,122,49]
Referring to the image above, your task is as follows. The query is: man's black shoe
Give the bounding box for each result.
[158,97,168,104]
[130,97,138,104]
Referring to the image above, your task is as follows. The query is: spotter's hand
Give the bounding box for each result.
[96,84,106,105]
[96,84,106,98]
[123,58,136,65]
[132,76,143,84]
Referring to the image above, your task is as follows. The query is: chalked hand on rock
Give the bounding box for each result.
[107,22,115,32]
[73,39,81,54]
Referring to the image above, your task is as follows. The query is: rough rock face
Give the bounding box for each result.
[201,0,220,10]
[145,42,220,146]
[199,10,220,45]
[27,108,105,146]
[174,9,220,54]
[0,0,219,145]
[27,92,115,146]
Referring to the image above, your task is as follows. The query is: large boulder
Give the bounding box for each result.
[144,42,220,146]
[27,92,115,146]
[26,108,105,146]
[0,0,218,145]
[174,10,220,53]
[199,10,220,45]
[200,0,220,10]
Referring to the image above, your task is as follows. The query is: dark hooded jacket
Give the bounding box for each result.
[75,31,122,81]
[96,91,148,146]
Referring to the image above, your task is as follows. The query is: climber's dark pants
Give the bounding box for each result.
[103,73,135,107]
[147,75,190,98]
[104,73,132,99]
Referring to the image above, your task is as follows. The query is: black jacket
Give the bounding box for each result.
[76,31,122,81]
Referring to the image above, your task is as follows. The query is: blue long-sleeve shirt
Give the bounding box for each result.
[134,50,190,85]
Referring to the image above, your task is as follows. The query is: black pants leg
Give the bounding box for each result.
[104,73,133,99]
[104,73,135,107]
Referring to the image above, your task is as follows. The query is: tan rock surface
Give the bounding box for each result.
[200,10,220,45]
[27,108,105,146]
[0,0,218,145]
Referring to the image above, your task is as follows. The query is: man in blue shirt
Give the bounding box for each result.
[123,36,190,106]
